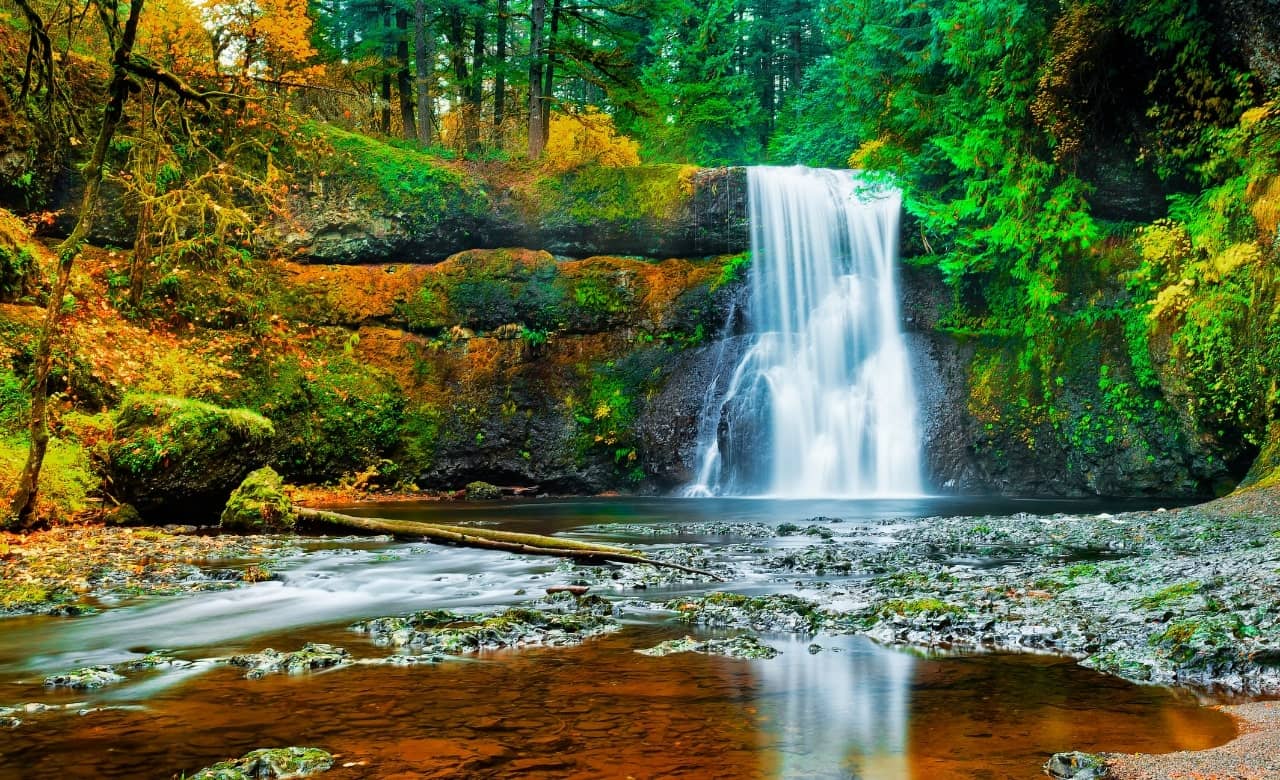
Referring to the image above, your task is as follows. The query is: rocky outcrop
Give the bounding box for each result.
[274,163,749,265]
[102,395,275,518]
[899,264,1227,497]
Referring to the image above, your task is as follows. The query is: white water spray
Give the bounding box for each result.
[687,166,923,498]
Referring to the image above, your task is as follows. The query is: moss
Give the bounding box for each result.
[188,747,334,780]
[0,210,40,303]
[532,164,696,229]
[0,581,70,612]
[221,467,296,532]
[464,480,502,500]
[0,435,96,520]
[1136,580,1201,609]
[316,124,489,225]
[876,598,965,618]
[109,395,273,477]
[239,353,403,483]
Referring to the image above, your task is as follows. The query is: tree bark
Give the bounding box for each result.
[493,0,506,129]
[414,0,436,145]
[467,12,484,151]
[539,0,561,149]
[380,3,393,134]
[294,507,724,581]
[527,0,545,158]
[396,10,416,140]
[9,0,146,527]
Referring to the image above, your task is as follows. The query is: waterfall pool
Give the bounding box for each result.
[0,497,1238,779]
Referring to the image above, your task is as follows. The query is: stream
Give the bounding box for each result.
[0,498,1237,779]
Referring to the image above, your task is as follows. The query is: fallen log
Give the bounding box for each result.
[294,507,724,582]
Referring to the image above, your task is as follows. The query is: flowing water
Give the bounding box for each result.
[689,167,922,498]
[0,498,1235,779]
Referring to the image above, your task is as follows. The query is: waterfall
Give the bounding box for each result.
[686,166,923,498]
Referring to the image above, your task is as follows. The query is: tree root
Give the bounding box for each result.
[294,507,724,582]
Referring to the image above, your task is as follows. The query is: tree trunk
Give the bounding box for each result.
[540,0,561,149]
[380,3,393,134]
[527,0,545,158]
[9,0,146,528]
[294,507,723,580]
[493,0,506,129]
[396,10,416,140]
[467,12,484,151]
[446,9,471,148]
[414,0,436,145]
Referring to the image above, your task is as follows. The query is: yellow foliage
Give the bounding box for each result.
[541,108,640,173]
[1136,219,1194,270]
[1247,175,1280,237]
[1150,279,1195,321]
[1207,242,1261,282]
[203,0,318,77]
[848,138,887,169]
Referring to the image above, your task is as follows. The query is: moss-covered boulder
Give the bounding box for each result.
[187,747,333,780]
[221,467,296,532]
[102,395,274,519]
[0,209,42,303]
[464,480,502,500]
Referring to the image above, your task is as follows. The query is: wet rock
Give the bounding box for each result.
[187,746,334,779]
[43,666,124,690]
[637,635,780,659]
[227,644,351,679]
[1045,751,1110,779]
[221,467,297,533]
[117,652,190,672]
[667,592,825,633]
[348,594,619,655]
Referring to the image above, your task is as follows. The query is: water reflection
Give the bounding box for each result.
[753,635,913,779]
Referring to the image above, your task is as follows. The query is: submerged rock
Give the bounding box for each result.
[227,644,350,679]
[43,666,124,690]
[637,635,780,660]
[188,746,334,779]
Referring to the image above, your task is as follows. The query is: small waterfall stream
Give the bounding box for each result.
[687,166,923,498]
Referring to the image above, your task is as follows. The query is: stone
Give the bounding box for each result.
[636,635,780,659]
[187,747,334,779]
[227,644,350,679]
[221,467,297,533]
[1045,751,1110,779]
[102,395,275,520]
[43,666,124,690]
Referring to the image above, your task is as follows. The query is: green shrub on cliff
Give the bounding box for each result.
[531,164,696,230]
[244,354,403,483]
[316,125,489,225]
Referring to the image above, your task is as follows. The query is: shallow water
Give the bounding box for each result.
[0,498,1232,779]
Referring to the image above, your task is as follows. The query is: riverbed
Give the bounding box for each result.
[0,497,1258,779]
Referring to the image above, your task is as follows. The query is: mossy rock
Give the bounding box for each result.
[465,480,502,500]
[0,209,41,303]
[102,395,274,519]
[188,747,334,780]
[221,467,296,533]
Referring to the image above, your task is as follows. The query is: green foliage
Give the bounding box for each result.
[712,252,750,291]
[1137,581,1201,609]
[0,435,95,518]
[0,245,35,302]
[316,124,489,223]
[532,164,695,230]
[241,354,403,482]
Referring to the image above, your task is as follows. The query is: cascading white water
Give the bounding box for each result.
[687,166,923,498]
